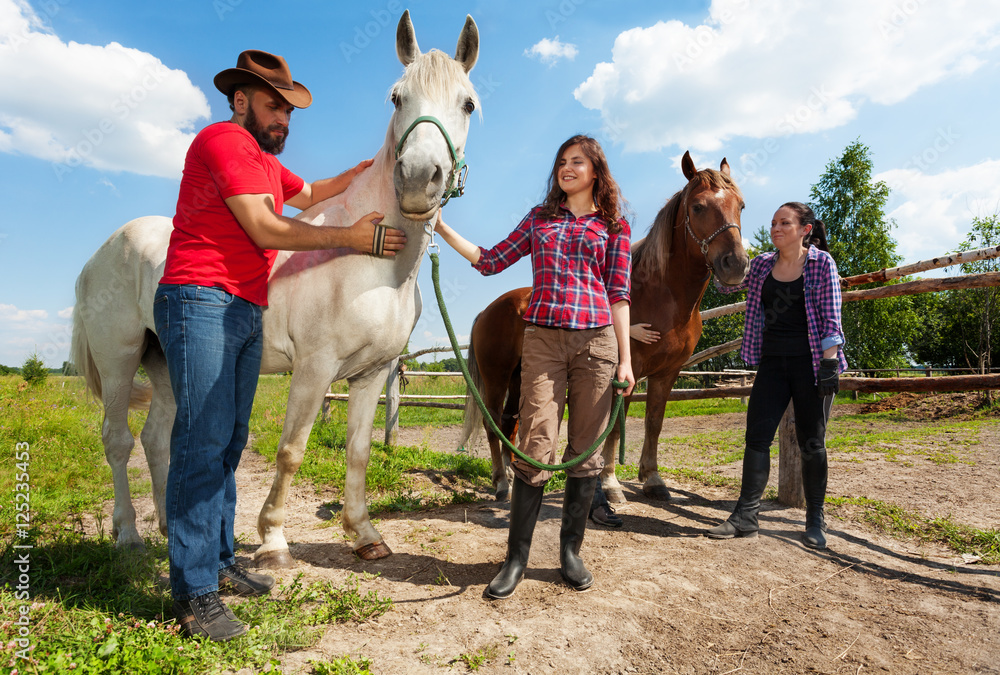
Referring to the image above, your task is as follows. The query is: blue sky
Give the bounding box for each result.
[2,0,999,368]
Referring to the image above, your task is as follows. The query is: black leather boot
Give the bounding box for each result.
[706,450,771,539]
[486,475,544,599]
[801,449,829,549]
[561,475,598,591]
[589,480,623,528]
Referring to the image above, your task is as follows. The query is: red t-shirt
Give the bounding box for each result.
[160,122,304,305]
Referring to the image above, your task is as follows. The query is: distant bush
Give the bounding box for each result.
[21,351,48,385]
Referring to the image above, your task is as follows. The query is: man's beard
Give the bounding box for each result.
[245,104,288,155]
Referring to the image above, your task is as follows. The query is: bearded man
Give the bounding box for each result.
[154,50,406,641]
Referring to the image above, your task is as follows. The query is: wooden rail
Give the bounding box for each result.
[321,246,1000,508]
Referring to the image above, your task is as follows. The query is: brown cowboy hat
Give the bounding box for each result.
[214,49,312,109]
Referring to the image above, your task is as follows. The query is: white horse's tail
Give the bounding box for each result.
[458,315,485,452]
[70,289,152,411]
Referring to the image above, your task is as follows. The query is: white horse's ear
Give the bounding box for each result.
[455,15,479,73]
[396,9,420,66]
[681,150,697,181]
[720,157,731,177]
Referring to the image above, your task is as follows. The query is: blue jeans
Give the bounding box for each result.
[153,284,263,601]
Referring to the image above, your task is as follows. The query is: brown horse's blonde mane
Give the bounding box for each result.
[633,168,742,282]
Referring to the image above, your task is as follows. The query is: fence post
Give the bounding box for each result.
[777,401,805,508]
[384,358,400,446]
[321,389,331,422]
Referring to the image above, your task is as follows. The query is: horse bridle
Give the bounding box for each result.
[683,189,742,268]
[394,115,469,208]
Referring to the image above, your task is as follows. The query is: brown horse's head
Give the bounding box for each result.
[633,151,749,288]
[679,151,749,286]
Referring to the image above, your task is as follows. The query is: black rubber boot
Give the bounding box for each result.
[561,475,598,591]
[801,449,829,550]
[486,476,544,599]
[706,450,771,539]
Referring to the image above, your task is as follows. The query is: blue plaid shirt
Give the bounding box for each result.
[720,246,847,379]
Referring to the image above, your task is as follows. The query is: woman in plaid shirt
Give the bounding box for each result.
[435,135,635,598]
[706,202,847,550]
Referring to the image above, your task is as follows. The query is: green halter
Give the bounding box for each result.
[394,115,469,207]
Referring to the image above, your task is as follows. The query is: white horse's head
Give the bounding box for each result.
[391,10,479,221]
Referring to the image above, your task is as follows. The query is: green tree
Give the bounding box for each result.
[910,214,1000,371]
[809,139,918,370]
[22,351,48,385]
[956,215,1000,373]
[693,280,747,371]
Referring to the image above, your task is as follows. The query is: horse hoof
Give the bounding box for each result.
[643,484,671,501]
[354,541,393,560]
[121,541,146,554]
[604,486,627,504]
[255,549,297,569]
[494,487,510,502]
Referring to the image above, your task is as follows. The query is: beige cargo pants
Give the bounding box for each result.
[513,323,618,487]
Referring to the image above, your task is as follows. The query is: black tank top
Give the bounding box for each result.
[761,272,810,356]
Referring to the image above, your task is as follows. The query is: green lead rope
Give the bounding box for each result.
[429,251,628,471]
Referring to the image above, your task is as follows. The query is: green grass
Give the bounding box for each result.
[249,381,493,514]
[0,376,149,533]
[826,496,1000,564]
[309,655,374,674]
[3,373,999,672]
[823,416,987,465]
[0,532,391,674]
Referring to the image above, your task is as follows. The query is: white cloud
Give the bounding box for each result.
[0,303,46,322]
[0,302,71,367]
[574,0,1000,152]
[525,36,579,65]
[877,159,1000,264]
[0,0,210,179]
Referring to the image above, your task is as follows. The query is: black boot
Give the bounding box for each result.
[486,476,544,599]
[589,480,623,528]
[801,449,828,549]
[561,475,598,591]
[706,450,771,539]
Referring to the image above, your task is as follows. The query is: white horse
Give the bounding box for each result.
[71,11,479,565]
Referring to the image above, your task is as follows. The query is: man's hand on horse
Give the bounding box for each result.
[351,212,407,256]
[350,158,375,178]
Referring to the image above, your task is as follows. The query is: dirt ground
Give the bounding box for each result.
[110,393,1000,674]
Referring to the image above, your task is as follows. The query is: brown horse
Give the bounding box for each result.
[459,151,748,503]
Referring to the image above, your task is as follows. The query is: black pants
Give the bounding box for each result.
[746,354,832,461]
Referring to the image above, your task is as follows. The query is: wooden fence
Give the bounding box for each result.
[322,245,1000,508]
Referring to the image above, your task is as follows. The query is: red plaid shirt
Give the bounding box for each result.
[474,206,631,328]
